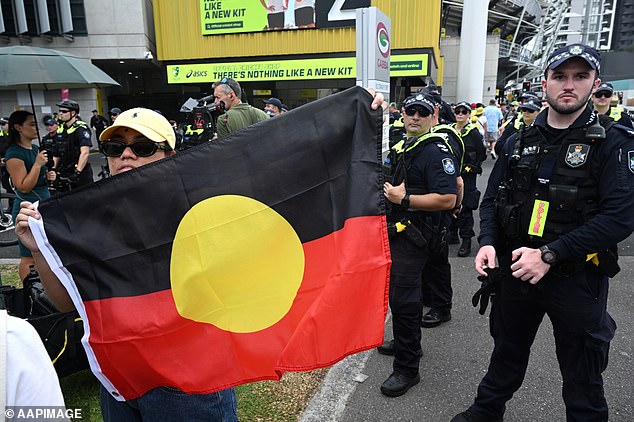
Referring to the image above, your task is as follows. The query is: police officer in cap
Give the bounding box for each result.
[380,93,458,397]
[450,102,486,257]
[452,43,634,422]
[592,82,633,128]
[55,100,93,190]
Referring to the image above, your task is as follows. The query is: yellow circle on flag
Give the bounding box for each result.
[170,195,305,333]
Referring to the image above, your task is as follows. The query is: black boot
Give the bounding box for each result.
[457,238,472,257]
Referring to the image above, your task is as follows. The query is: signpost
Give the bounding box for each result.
[355,7,390,154]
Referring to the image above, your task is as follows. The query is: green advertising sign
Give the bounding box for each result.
[200,0,278,34]
[167,54,428,83]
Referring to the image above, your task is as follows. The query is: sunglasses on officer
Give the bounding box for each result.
[404,106,432,117]
[593,91,611,99]
[454,108,470,115]
[100,139,171,157]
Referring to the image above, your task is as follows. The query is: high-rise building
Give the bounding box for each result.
[612,0,634,50]
[551,0,616,51]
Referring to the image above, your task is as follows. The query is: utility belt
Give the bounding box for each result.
[387,212,446,252]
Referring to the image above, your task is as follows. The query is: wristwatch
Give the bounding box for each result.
[539,245,558,265]
[400,193,410,209]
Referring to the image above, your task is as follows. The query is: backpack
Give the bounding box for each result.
[0,267,89,378]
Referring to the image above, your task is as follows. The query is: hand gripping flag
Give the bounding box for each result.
[30,86,390,400]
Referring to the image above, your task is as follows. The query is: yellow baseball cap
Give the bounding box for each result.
[99,108,176,149]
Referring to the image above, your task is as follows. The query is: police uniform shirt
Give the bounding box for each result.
[403,137,458,203]
[57,121,92,174]
[478,105,634,260]
[459,124,487,169]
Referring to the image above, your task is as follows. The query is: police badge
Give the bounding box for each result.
[569,45,584,55]
[629,150,634,174]
[442,158,455,175]
[565,144,590,168]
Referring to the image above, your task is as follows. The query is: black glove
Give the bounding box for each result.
[69,169,81,183]
[471,267,502,315]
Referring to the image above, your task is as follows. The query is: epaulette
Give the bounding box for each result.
[611,123,634,137]
[434,141,450,154]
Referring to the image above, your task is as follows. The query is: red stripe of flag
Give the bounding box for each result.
[83,215,390,399]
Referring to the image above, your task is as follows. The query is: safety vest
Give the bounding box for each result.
[433,124,464,168]
[497,115,608,247]
[513,112,524,130]
[609,106,624,123]
[454,123,480,170]
[387,131,450,187]
[56,120,89,173]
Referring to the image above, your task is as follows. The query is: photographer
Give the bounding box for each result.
[212,77,268,138]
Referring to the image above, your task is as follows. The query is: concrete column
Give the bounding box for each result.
[456,0,489,102]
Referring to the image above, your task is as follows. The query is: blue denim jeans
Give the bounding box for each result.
[100,385,238,422]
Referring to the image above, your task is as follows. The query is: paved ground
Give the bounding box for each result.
[301,157,634,422]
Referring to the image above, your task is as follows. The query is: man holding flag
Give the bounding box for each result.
[16,88,389,420]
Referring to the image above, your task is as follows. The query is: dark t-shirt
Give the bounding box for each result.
[5,144,50,215]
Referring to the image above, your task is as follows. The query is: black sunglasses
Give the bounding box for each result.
[454,108,470,115]
[593,91,611,99]
[100,140,171,157]
[58,109,71,114]
[404,106,431,117]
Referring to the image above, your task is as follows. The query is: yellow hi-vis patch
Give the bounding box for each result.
[528,200,549,237]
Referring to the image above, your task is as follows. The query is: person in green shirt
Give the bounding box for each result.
[212,77,269,138]
[5,110,56,280]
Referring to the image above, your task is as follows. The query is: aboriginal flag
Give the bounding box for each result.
[31,87,390,401]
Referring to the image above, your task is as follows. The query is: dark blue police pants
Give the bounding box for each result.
[421,241,452,311]
[455,208,475,239]
[389,234,429,377]
[470,262,614,422]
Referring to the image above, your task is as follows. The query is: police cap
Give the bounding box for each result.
[595,82,614,95]
[519,98,542,112]
[56,99,80,112]
[545,43,600,73]
[454,101,472,112]
[263,97,283,110]
[402,94,435,114]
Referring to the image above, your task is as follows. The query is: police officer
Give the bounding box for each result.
[452,43,634,422]
[41,116,60,170]
[495,97,542,155]
[450,102,486,257]
[55,100,93,190]
[380,93,457,397]
[592,82,633,128]
[420,92,464,328]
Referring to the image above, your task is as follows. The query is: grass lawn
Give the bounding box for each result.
[1,264,326,421]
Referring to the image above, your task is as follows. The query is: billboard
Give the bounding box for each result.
[200,0,370,35]
[167,54,428,84]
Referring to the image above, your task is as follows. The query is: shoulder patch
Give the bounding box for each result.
[83,130,91,139]
[442,158,455,175]
[628,151,634,174]
[565,144,590,167]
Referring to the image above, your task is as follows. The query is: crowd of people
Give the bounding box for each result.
[1,42,633,421]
